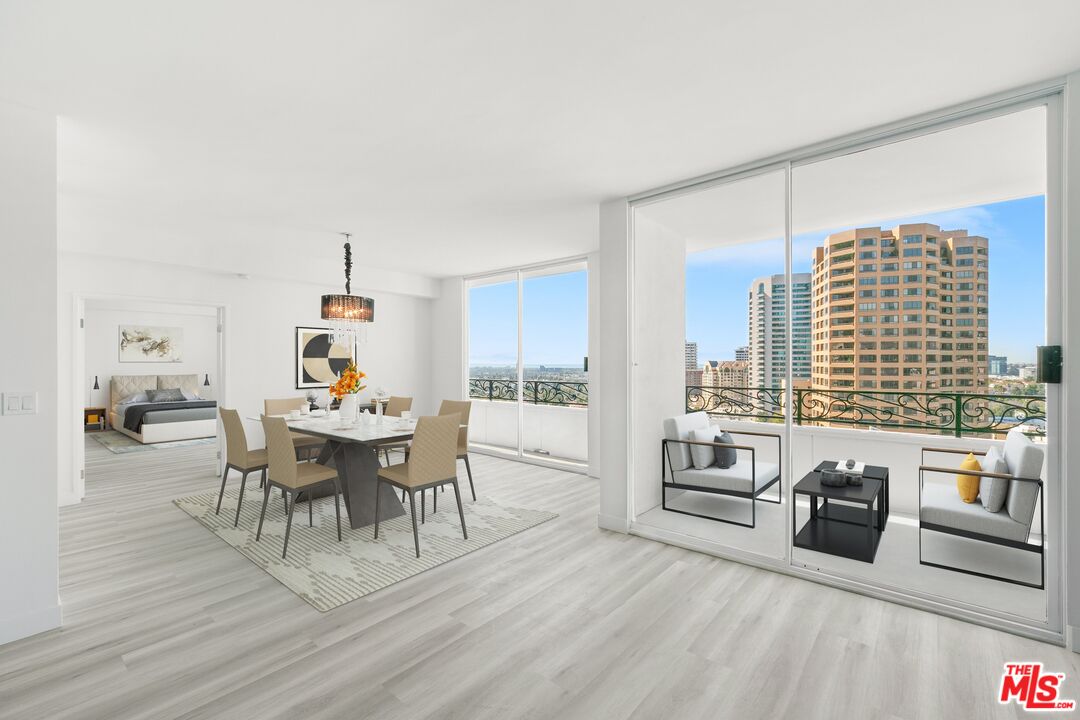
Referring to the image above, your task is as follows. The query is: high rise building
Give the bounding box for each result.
[684,341,698,370]
[988,355,1008,376]
[747,273,812,389]
[701,359,750,388]
[734,345,750,362]
[810,223,989,393]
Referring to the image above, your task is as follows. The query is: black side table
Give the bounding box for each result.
[792,463,888,563]
[815,461,890,527]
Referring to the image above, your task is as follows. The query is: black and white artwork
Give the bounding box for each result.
[118,325,184,363]
[296,326,356,388]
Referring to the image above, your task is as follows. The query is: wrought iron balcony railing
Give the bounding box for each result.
[686,385,1046,438]
[469,378,588,407]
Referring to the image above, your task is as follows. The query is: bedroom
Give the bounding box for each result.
[82,298,219,453]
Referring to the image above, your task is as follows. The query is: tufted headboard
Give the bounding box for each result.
[109,373,201,410]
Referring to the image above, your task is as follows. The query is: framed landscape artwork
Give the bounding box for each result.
[118,325,183,363]
[295,326,356,389]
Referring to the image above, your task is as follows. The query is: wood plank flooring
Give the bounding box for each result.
[0,438,1078,719]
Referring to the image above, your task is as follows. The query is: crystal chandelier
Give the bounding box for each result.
[321,233,374,345]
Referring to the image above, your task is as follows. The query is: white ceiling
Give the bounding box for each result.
[1,1,1079,282]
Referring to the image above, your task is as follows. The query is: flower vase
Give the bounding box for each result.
[338,394,358,423]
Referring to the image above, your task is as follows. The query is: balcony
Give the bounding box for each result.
[466,378,588,462]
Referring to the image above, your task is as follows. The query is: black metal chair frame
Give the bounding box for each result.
[661,429,782,528]
[918,446,1045,590]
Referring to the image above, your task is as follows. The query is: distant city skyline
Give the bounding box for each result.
[687,196,1045,364]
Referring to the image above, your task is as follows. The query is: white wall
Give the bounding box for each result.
[470,401,588,462]
[58,254,434,504]
[430,277,465,405]
[0,100,60,645]
[83,299,218,408]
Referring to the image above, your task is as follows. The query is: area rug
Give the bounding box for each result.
[90,430,217,454]
[174,482,558,611]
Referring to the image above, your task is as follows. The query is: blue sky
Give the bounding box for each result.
[468,270,588,367]
[686,195,1046,364]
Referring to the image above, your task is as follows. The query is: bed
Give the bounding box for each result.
[109,373,218,444]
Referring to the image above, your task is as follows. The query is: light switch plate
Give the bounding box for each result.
[1,392,36,415]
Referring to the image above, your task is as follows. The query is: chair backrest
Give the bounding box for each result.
[261,415,298,486]
[384,396,413,417]
[219,408,248,465]
[408,413,460,484]
[1002,428,1046,528]
[662,412,711,472]
[438,399,471,454]
[264,397,307,416]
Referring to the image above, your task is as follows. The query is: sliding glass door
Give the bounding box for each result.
[467,261,589,467]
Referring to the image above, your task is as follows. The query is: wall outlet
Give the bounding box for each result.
[1,392,37,415]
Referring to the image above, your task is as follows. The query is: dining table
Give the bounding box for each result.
[251,411,416,529]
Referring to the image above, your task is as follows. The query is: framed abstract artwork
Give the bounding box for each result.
[295,326,356,389]
[118,325,184,363]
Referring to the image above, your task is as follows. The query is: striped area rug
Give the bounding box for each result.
[174,482,557,611]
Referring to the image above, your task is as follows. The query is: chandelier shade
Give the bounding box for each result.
[321,234,374,345]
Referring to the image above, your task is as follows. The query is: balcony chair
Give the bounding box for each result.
[264,397,326,461]
[918,427,1045,589]
[661,412,782,528]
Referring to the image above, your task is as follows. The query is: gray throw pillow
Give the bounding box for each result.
[979,446,1009,513]
[147,388,184,403]
[713,432,737,469]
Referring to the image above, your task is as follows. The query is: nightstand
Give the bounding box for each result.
[84,407,107,432]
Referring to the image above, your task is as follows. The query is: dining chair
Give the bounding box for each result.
[217,408,268,527]
[374,413,467,558]
[401,399,475,504]
[264,397,325,461]
[257,416,343,559]
[376,395,413,465]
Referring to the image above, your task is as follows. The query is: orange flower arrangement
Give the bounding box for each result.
[329,360,367,400]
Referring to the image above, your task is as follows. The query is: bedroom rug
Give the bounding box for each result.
[90,431,214,453]
[174,482,558,611]
[90,430,217,454]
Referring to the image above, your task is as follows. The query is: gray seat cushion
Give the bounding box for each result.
[921,484,1029,542]
[1002,428,1044,526]
[978,445,1009,513]
[662,412,711,472]
[671,461,779,494]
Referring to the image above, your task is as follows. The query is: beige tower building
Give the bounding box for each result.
[811,223,989,394]
[701,359,750,388]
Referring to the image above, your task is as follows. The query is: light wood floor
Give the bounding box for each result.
[1,438,1078,719]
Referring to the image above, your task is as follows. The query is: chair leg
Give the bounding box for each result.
[308,490,313,527]
[452,479,467,540]
[260,467,266,489]
[374,479,382,539]
[234,471,249,527]
[464,455,476,501]
[282,488,288,513]
[256,482,271,541]
[384,448,390,466]
[333,478,342,542]
[421,489,426,524]
[282,491,296,560]
[408,489,420,558]
[401,489,407,503]
[215,466,229,514]
[433,484,437,514]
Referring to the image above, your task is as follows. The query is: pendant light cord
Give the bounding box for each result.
[341,232,353,294]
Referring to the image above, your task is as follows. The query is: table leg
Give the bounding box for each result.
[866,502,874,561]
[810,495,818,521]
[323,441,406,529]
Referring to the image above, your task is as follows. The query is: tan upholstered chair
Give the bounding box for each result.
[375,396,413,465]
[218,409,269,527]
[439,399,475,500]
[264,397,325,460]
[256,416,343,559]
[375,413,466,558]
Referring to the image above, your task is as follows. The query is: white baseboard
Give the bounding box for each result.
[0,603,62,647]
[597,513,629,533]
[1068,625,1080,653]
[58,491,82,507]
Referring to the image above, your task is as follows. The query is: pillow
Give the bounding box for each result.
[979,446,1009,513]
[688,428,716,470]
[956,452,981,503]
[118,391,148,405]
[180,389,202,401]
[147,388,184,403]
[714,432,737,469]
